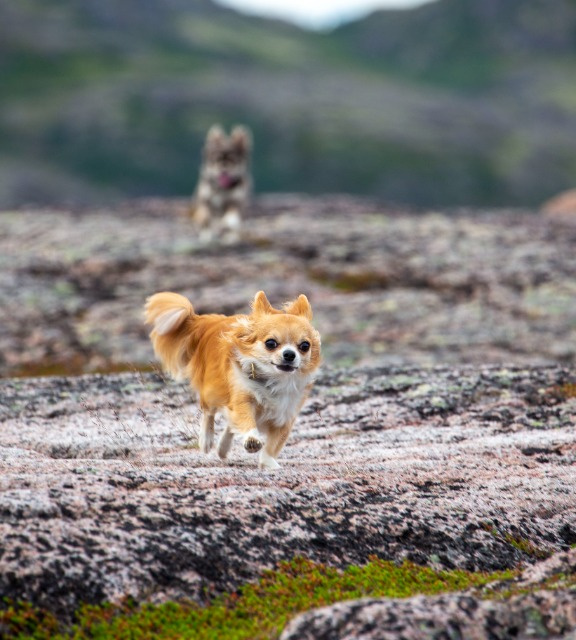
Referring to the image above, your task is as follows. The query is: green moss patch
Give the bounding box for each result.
[309,266,391,293]
[1,557,514,639]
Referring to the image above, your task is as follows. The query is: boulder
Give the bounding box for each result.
[542,188,576,222]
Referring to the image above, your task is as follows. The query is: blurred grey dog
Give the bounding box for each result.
[191,124,252,242]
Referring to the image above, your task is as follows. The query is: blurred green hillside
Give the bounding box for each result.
[1,0,576,207]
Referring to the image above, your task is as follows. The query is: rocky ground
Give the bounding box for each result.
[1,364,576,637]
[1,196,576,637]
[1,195,576,377]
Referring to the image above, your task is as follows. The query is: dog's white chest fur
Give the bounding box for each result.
[232,361,310,427]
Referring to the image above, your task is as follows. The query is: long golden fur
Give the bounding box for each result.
[144,290,321,469]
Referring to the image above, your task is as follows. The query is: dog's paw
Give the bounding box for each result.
[244,436,263,453]
[243,430,263,454]
[259,451,280,471]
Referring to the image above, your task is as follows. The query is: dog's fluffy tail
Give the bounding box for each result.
[145,292,195,380]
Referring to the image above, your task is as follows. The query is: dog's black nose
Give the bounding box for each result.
[283,349,296,362]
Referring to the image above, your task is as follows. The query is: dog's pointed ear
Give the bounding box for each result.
[251,290,273,316]
[284,294,313,320]
[231,125,252,153]
[206,124,225,145]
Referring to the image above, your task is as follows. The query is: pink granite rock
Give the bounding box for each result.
[1,196,576,376]
[0,364,574,628]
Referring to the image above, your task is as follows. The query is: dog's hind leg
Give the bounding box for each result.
[198,410,216,453]
[217,425,234,459]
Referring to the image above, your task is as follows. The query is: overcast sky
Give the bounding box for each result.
[215,0,432,30]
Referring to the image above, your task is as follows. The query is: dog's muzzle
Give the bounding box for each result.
[276,349,298,372]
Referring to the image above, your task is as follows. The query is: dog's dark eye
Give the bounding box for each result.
[265,339,278,350]
[299,341,310,353]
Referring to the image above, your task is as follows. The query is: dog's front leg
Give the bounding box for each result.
[192,202,215,243]
[259,423,293,470]
[192,201,211,228]
[228,399,263,453]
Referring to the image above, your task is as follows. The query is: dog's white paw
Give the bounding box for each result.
[243,429,263,454]
[259,450,280,471]
[222,209,241,231]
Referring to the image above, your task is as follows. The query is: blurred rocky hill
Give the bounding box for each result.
[1,0,576,208]
[1,195,575,379]
[335,0,576,85]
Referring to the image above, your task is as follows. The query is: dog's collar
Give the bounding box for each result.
[246,362,268,385]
